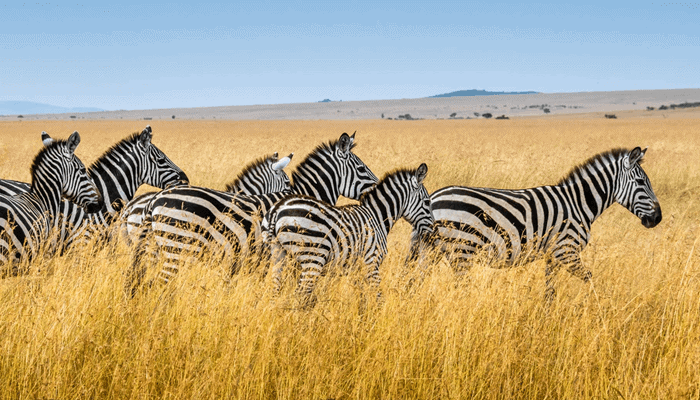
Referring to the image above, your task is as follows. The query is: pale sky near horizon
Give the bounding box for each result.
[1,1,698,110]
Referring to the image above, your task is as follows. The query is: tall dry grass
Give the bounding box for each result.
[0,113,699,399]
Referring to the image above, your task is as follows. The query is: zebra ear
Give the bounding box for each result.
[272,153,293,171]
[66,131,80,154]
[415,163,428,185]
[337,132,352,155]
[138,127,153,148]
[626,147,645,168]
[272,152,279,160]
[41,131,54,146]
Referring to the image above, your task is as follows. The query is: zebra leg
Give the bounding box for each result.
[544,260,559,303]
[269,238,288,295]
[365,254,384,302]
[125,227,150,298]
[296,259,326,308]
[562,253,592,283]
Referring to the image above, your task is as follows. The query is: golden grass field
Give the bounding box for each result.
[0,110,699,399]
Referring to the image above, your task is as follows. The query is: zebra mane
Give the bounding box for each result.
[224,154,277,192]
[358,167,415,203]
[557,148,639,185]
[88,131,144,172]
[30,138,70,180]
[291,135,356,183]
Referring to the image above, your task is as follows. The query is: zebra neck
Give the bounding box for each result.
[362,188,399,238]
[558,168,616,229]
[88,152,140,213]
[30,169,64,222]
[290,167,340,204]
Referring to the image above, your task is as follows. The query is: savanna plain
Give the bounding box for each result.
[0,110,699,399]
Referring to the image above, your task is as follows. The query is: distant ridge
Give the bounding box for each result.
[0,101,103,116]
[430,89,538,98]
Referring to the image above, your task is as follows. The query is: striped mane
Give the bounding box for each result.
[224,154,276,192]
[557,148,636,185]
[30,138,69,181]
[88,131,144,173]
[358,168,414,203]
[290,134,356,184]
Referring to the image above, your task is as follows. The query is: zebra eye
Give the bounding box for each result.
[635,178,646,185]
[357,166,366,173]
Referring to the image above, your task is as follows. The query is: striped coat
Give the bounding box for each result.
[428,147,662,299]
[129,132,378,292]
[264,164,433,302]
[0,126,188,250]
[0,132,103,273]
[118,152,293,244]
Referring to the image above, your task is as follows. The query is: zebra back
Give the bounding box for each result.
[119,152,293,245]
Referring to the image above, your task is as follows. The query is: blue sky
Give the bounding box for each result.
[1,1,698,110]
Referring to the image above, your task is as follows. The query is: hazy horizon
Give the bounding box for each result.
[2,1,698,111]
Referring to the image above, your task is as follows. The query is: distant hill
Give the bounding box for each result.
[0,101,103,116]
[430,89,538,98]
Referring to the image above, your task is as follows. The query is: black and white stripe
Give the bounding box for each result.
[428,147,662,299]
[0,126,189,250]
[129,132,378,290]
[119,152,293,243]
[0,132,103,272]
[264,164,433,302]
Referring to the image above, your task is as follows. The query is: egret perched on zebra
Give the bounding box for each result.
[0,131,103,273]
[119,152,293,244]
[264,163,433,304]
[0,126,189,250]
[128,132,378,292]
[427,147,662,300]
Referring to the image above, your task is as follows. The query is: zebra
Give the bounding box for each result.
[0,131,103,272]
[264,163,433,304]
[427,147,662,300]
[0,126,189,250]
[129,132,378,291]
[118,152,293,244]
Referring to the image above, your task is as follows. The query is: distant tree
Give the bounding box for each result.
[450,112,457,118]
[473,112,480,117]
[381,113,384,118]
[495,115,509,120]
[543,108,551,114]
[172,115,176,119]
[659,105,668,110]
[70,115,76,119]
[482,113,492,119]
[605,114,617,119]
[404,114,412,120]
[646,107,655,111]
[17,115,23,118]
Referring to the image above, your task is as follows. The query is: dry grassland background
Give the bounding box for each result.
[0,110,699,399]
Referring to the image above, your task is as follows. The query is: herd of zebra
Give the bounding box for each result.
[0,125,662,302]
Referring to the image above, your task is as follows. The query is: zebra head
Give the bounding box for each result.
[48,131,103,213]
[136,126,189,189]
[333,132,379,199]
[401,163,434,234]
[615,147,662,228]
[225,152,293,195]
